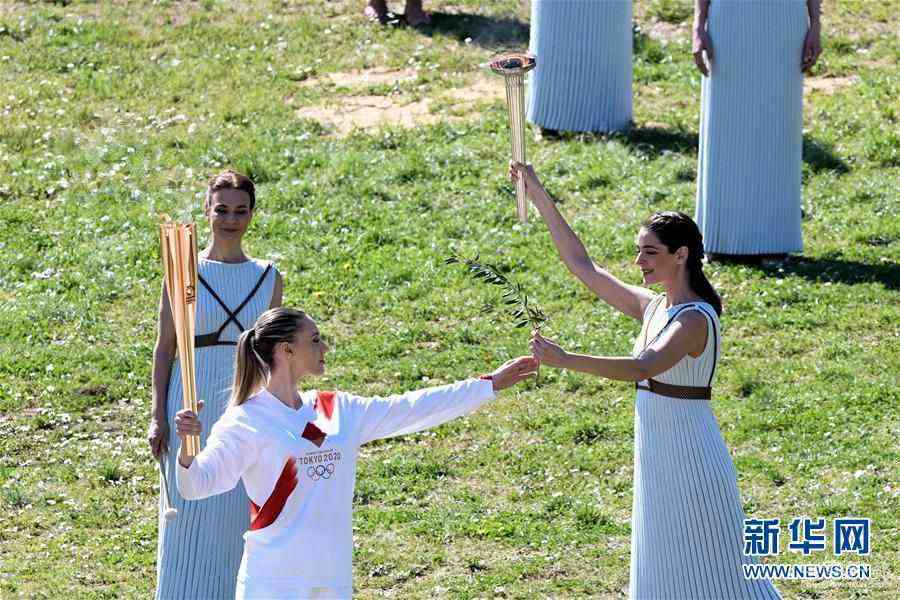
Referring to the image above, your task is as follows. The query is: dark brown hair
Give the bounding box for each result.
[205,169,256,210]
[642,211,722,316]
[230,308,308,406]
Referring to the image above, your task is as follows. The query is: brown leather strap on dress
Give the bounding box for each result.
[194,333,236,348]
[636,379,711,400]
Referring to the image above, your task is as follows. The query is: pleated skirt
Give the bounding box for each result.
[630,390,780,599]
[527,0,632,133]
[156,347,248,600]
[695,0,808,255]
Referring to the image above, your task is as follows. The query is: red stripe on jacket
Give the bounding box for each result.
[315,391,335,420]
[249,458,298,531]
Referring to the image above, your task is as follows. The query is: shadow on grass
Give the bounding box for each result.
[748,254,899,290]
[803,137,850,174]
[602,126,851,177]
[416,11,529,48]
[529,125,698,155]
[614,125,699,158]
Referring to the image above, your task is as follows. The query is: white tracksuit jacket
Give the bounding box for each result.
[177,377,495,599]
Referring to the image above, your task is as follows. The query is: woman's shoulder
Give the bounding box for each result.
[641,293,666,320]
[209,401,265,438]
[198,256,277,270]
[673,302,720,331]
[242,257,278,274]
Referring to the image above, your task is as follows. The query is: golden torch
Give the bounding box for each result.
[159,215,200,457]
[490,52,536,223]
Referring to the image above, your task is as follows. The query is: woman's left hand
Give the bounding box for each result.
[530,332,569,369]
[489,356,540,392]
[801,25,822,73]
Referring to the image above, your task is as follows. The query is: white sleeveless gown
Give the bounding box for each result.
[527,0,633,133]
[156,258,277,600]
[695,0,808,254]
[630,296,780,599]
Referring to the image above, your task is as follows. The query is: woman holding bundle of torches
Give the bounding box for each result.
[509,162,780,599]
[173,307,538,599]
[150,170,284,599]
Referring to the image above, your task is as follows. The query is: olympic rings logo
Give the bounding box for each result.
[307,463,336,481]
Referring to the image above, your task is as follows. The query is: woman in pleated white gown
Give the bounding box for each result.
[510,162,780,598]
[693,0,822,257]
[148,170,284,599]
[527,0,632,133]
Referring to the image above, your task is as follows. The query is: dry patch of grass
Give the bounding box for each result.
[294,69,502,134]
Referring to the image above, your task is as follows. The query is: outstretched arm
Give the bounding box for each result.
[531,312,707,381]
[509,163,655,321]
[352,356,538,444]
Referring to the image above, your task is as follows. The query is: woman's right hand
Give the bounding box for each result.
[147,416,169,459]
[508,161,544,201]
[692,27,713,77]
[175,401,204,468]
[174,401,204,442]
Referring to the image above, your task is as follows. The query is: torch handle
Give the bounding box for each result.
[160,221,201,457]
[505,73,528,223]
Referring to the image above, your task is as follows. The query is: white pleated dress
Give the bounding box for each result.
[695,0,808,255]
[630,296,780,599]
[527,0,633,133]
[156,258,277,600]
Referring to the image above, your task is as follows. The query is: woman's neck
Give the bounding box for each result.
[265,369,302,410]
[663,275,702,307]
[201,239,248,263]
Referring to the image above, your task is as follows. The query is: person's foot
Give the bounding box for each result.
[403,0,431,26]
[365,0,389,23]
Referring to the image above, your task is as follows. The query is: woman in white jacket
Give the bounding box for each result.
[175,307,538,599]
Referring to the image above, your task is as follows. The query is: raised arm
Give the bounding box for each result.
[351,356,538,444]
[148,283,177,459]
[509,163,655,321]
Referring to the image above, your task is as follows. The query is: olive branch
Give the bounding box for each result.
[445,254,548,333]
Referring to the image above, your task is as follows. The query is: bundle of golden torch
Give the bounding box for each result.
[159,215,201,457]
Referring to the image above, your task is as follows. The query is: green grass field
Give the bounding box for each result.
[0,0,897,597]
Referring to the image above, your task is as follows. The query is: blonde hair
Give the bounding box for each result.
[231,308,307,406]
